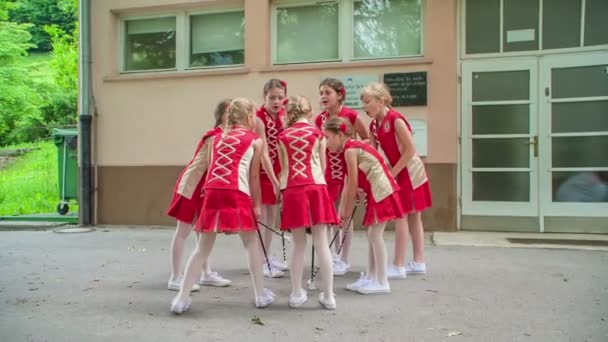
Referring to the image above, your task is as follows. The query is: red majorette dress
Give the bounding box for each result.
[370,109,432,213]
[256,106,285,205]
[314,106,358,202]
[195,126,259,233]
[166,126,223,223]
[277,121,339,230]
[343,139,405,226]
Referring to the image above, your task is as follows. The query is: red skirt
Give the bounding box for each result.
[363,192,405,226]
[166,180,204,224]
[326,181,344,203]
[195,189,258,233]
[396,171,433,213]
[280,185,339,230]
[260,173,278,205]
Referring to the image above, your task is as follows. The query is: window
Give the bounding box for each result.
[464,0,608,56]
[584,0,608,46]
[190,11,245,67]
[124,17,177,72]
[121,9,244,73]
[353,0,421,59]
[276,3,339,64]
[273,0,423,64]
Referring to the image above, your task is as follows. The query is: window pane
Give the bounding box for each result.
[124,17,176,71]
[542,0,581,49]
[473,104,529,135]
[353,0,421,59]
[472,70,529,102]
[473,172,530,201]
[552,136,608,168]
[503,0,539,52]
[465,0,500,54]
[553,171,608,203]
[585,0,608,46]
[276,3,338,64]
[552,65,608,99]
[190,12,244,67]
[552,101,608,133]
[473,138,530,168]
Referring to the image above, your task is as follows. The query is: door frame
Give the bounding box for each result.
[539,51,608,218]
[461,57,539,217]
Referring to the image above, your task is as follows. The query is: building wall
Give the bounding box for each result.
[91,0,458,229]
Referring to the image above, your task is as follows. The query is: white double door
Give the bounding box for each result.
[461,52,608,232]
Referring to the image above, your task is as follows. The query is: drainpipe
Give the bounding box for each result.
[78,0,92,226]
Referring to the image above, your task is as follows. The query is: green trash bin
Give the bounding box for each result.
[52,127,78,215]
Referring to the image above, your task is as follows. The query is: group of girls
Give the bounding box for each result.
[165,78,432,314]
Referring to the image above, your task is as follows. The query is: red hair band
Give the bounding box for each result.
[339,87,346,97]
[282,97,289,106]
[339,123,347,133]
[280,80,287,95]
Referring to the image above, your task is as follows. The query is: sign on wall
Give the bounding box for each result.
[324,75,379,109]
[383,72,428,106]
[409,119,428,157]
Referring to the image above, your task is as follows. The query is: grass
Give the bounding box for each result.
[23,52,54,84]
[0,140,68,216]
[0,54,76,217]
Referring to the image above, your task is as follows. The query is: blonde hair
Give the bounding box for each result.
[227,97,255,126]
[323,117,354,138]
[213,98,232,128]
[360,82,393,106]
[285,95,312,127]
[216,98,255,152]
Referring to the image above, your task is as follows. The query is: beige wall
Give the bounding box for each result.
[92,0,457,166]
[91,0,458,228]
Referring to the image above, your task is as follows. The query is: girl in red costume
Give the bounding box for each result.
[362,82,432,279]
[254,79,286,278]
[166,99,232,292]
[323,117,404,294]
[278,95,337,309]
[170,98,274,314]
[314,78,369,276]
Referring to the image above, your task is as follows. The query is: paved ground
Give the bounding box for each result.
[0,226,607,342]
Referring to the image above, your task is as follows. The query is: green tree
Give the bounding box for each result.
[39,22,77,128]
[0,1,44,145]
[8,0,75,52]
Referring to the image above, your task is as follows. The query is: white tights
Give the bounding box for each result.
[175,231,265,302]
[366,223,388,286]
[291,225,334,300]
[169,220,212,281]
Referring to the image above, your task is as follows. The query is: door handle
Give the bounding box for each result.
[525,135,538,157]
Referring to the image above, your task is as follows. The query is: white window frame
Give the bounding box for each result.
[460,0,608,60]
[119,7,245,74]
[119,14,180,73]
[271,0,425,65]
[186,9,246,70]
